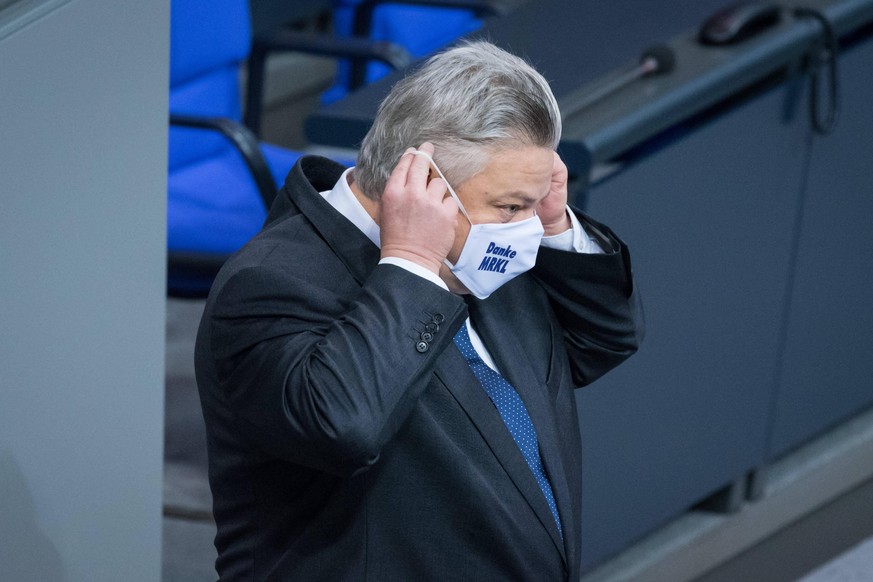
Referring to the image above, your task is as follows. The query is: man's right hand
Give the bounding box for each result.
[379,143,459,276]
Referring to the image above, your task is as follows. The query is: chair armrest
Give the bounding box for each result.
[256,29,413,69]
[169,114,278,209]
[244,30,412,135]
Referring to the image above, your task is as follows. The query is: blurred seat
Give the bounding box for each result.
[323,0,493,104]
[168,0,409,297]
[168,0,297,297]
[243,8,411,136]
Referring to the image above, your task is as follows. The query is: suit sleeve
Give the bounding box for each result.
[532,210,645,387]
[201,262,467,477]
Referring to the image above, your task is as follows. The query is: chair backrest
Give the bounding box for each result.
[323,1,482,104]
[169,0,252,171]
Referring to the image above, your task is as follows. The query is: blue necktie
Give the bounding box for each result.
[454,323,562,537]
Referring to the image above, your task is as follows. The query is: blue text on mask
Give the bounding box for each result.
[478,242,517,273]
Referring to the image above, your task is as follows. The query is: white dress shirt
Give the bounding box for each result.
[321,167,603,371]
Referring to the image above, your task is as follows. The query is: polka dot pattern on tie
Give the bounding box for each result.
[454,323,562,538]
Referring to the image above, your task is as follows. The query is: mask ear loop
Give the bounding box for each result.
[411,150,471,223]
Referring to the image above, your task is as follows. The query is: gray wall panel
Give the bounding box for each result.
[577,80,810,569]
[0,0,169,580]
[768,37,873,458]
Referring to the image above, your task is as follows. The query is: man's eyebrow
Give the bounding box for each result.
[494,191,544,205]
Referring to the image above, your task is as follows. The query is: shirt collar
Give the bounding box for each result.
[320,167,381,248]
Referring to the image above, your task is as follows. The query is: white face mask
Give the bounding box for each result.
[413,150,544,299]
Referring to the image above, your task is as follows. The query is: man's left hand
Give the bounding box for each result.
[537,152,572,237]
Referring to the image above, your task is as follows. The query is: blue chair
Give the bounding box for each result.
[168,0,409,296]
[323,0,489,104]
[168,0,298,296]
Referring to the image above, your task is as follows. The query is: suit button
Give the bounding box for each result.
[416,341,429,353]
[425,322,439,333]
[432,313,445,324]
[421,331,434,342]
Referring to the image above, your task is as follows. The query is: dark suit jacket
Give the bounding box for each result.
[195,156,643,581]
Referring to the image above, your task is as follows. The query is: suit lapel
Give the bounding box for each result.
[466,297,576,567]
[283,159,380,285]
[432,350,567,566]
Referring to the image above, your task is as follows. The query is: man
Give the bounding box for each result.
[195,41,643,580]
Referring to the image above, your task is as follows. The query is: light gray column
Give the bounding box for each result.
[0,1,169,581]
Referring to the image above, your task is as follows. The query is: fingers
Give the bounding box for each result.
[551,151,568,184]
[538,152,572,236]
[406,142,435,190]
[385,142,448,203]
[545,151,568,206]
[441,189,459,217]
[379,142,459,275]
[384,147,417,195]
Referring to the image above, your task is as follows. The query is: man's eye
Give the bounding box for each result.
[504,205,520,214]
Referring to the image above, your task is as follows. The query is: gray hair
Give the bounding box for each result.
[354,41,562,200]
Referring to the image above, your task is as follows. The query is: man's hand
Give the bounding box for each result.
[538,152,572,236]
[380,143,459,275]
